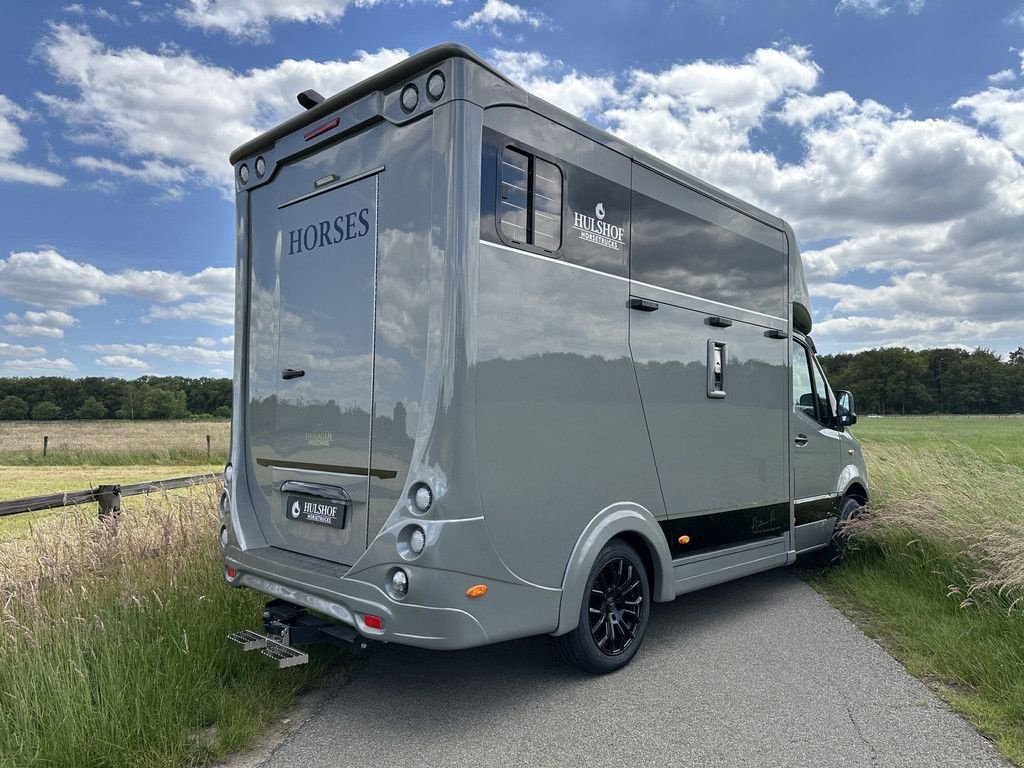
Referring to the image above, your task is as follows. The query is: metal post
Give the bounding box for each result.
[97,484,121,528]
[43,435,48,457]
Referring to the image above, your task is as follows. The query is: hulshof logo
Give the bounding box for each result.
[288,208,370,255]
[305,430,333,446]
[570,201,624,251]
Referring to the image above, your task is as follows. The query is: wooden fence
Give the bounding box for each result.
[0,473,223,519]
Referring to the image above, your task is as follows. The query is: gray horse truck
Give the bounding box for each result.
[221,43,868,673]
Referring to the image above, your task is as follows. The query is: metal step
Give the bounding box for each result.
[261,639,309,668]
[228,629,268,651]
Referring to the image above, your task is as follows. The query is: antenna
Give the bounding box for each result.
[297,89,325,110]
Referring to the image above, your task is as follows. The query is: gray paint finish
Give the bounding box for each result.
[252,571,1007,768]
[226,46,864,652]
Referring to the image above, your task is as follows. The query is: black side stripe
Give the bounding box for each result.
[794,496,840,526]
[660,502,789,559]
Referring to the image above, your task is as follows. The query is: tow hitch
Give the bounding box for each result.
[229,599,375,668]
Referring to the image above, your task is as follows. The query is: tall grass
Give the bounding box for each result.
[0,486,347,768]
[0,421,229,466]
[813,422,1024,765]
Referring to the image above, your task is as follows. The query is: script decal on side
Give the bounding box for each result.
[570,202,625,251]
[281,175,377,257]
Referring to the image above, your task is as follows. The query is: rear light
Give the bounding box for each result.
[400,84,419,113]
[225,566,238,579]
[220,525,228,550]
[304,117,339,141]
[219,491,229,517]
[413,484,432,513]
[255,156,266,178]
[388,568,409,599]
[224,463,233,483]
[363,614,383,630]
[409,527,426,555]
[238,163,249,185]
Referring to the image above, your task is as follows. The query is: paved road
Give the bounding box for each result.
[255,569,1008,768]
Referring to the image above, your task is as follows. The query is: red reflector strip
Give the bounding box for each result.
[363,615,383,630]
[304,117,340,141]
[225,567,237,578]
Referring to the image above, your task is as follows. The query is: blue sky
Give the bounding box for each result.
[0,0,1022,377]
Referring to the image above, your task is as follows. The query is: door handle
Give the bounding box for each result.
[794,434,808,447]
[281,368,305,380]
[628,297,659,312]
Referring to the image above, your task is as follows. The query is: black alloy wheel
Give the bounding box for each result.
[554,540,651,674]
[588,555,645,656]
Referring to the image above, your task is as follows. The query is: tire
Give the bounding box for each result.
[823,496,864,564]
[553,540,651,674]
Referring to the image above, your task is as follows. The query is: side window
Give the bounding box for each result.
[792,344,816,420]
[811,358,835,425]
[499,147,562,252]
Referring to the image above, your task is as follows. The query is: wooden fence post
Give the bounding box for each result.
[43,436,48,457]
[97,484,121,529]
[206,434,211,458]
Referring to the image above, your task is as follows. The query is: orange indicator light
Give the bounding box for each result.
[678,535,691,545]
[466,584,488,598]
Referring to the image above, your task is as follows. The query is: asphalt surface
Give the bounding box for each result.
[253,569,1009,768]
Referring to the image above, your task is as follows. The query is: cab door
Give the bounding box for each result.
[791,338,843,550]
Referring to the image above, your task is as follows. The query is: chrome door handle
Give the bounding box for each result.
[794,434,808,447]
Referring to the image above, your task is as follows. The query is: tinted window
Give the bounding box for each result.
[811,357,834,424]
[498,147,562,252]
[630,165,787,317]
[792,344,816,420]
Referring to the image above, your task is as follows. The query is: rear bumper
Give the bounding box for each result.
[223,543,557,650]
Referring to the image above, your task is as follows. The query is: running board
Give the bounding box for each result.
[228,629,310,668]
[229,598,376,669]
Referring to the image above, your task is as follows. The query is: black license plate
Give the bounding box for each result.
[285,495,347,529]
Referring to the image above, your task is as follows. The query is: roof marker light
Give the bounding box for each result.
[304,117,339,142]
[400,84,419,113]
[426,71,445,100]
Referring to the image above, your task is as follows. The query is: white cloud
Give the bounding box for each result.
[85,342,232,365]
[987,69,1016,84]
[0,249,234,325]
[2,357,78,374]
[455,1,547,32]
[0,341,46,357]
[489,50,618,118]
[96,354,148,369]
[0,95,66,187]
[145,295,235,326]
[195,336,215,348]
[36,25,409,194]
[835,0,926,16]
[3,309,78,338]
[954,86,1024,158]
[176,0,376,39]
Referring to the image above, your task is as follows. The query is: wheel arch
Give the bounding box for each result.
[552,503,673,637]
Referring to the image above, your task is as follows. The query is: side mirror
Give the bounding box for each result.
[836,390,857,427]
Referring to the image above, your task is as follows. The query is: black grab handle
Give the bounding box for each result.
[281,368,305,380]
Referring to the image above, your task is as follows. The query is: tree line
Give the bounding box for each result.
[819,346,1024,415]
[0,376,232,421]
[1,346,1022,421]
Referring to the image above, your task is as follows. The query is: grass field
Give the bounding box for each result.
[811,416,1024,765]
[0,422,355,768]
[0,420,229,466]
